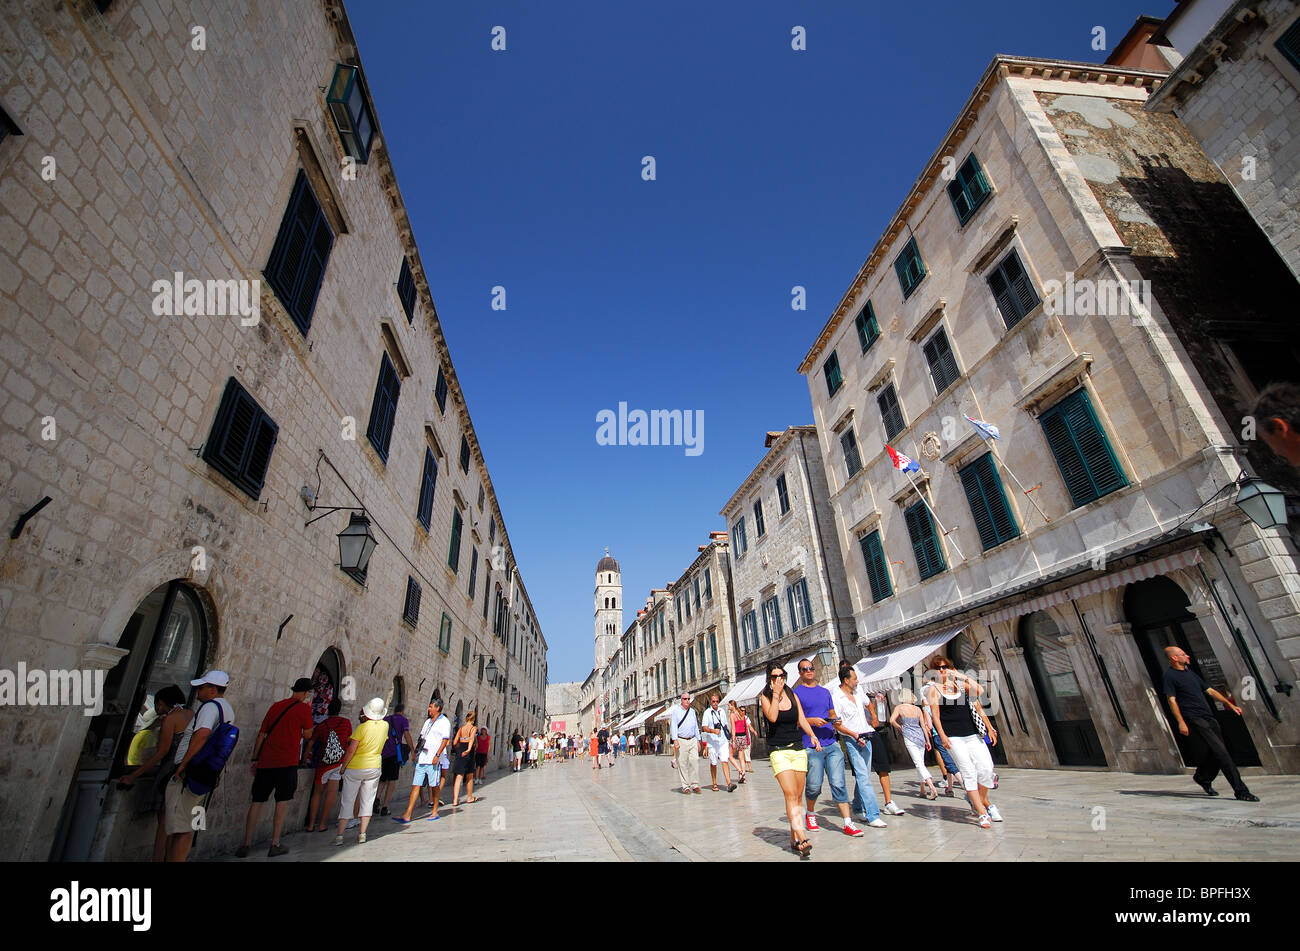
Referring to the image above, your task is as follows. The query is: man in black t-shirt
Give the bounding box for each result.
[597,726,610,768]
[1162,646,1258,801]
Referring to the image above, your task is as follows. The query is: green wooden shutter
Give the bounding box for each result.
[1041,390,1126,508]
[859,531,892,602]
[905,502,946,579]
[1277,17,1300,71]
[960,452,1018,550]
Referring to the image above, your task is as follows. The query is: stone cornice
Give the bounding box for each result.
[796,55,1167,377]
[719,426,817,516]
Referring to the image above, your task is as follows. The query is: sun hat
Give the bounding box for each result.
[362,697,387,720]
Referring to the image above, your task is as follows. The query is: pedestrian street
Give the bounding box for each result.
[213,753,1300,863]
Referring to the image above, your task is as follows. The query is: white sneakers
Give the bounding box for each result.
[866,818,888,828]
[882,800,905,815]
[987,804,1003,822]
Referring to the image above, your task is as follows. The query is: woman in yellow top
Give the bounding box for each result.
[334,698,389,845]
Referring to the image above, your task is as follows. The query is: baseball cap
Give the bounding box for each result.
[191,670,230,687]
[291,677,314,693]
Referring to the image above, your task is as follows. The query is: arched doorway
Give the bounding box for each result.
[1124,576,1260,767]
[1019,612,1106,766]
[312,648,345,724]
[52,580,208,861]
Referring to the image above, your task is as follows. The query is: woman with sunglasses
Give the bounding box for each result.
[925,655,1000,827]
[759,664,821,857]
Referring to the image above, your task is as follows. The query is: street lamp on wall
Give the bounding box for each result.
[337,512,378,573]
[816,645,835,671]
[1235,478,1288,530]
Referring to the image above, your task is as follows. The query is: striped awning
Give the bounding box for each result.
[853,625,968,693]
[982,548,1203,626]
[724,674,765,705]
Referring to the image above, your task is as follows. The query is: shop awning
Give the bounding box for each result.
[723,674,765,705]
[654,706,674,721]
[982,548,1203,626]
[621,705,664,731]
[854,625,967,693]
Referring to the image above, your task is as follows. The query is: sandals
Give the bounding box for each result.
[465,797,481,804]
[712,785,720,792]
[792,838,813,857]
[924,783,939,801]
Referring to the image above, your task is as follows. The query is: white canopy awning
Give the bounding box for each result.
[724,674,765,705]
[621,705,664,731]
[654,706,674,722]
[854,625,967,693]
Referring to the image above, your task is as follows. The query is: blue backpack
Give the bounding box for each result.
[185,700,239,795]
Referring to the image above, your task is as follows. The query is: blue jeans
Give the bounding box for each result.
[932,730,959,776]
[844,737,881,821]
[804,741,849,804]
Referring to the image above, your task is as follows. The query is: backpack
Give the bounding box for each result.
[321,724,345,765]
[185,700,239,795]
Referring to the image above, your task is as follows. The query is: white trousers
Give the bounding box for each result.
[902,737,933,784]
[946,734,994,791]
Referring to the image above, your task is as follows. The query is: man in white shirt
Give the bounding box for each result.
[669,693,702,794]
[165,670,236,861]
[832,665,887,829]
[396,698,451,823]
[701,692,738,792]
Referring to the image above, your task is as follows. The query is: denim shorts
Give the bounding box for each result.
[412,762,442,787]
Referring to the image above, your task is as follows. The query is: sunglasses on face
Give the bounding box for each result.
[770,673,786,680]
[799,667,813,673]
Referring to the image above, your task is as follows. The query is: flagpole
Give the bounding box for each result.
[905,467,965,563]
[997,458,1051,524]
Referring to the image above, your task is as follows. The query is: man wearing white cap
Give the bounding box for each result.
[165,670,235,862]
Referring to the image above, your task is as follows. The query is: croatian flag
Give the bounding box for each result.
[965,414,1001,441]
[886,445,920,473]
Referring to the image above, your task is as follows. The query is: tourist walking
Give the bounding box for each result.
[589,730,600,768]
[474,727,491,783]
[793,659,856,837]
[237,677,315,857]
[726,700,753,783]
[1163,645,1259,801]
[925,656,1001,828]
[701,693,739,792]
[117,685,191,862]
[395,698,451,823]
[860,692,905,816]
[511,730,524,772]
[890,689,938,799]
[832,665,886,829]
[333,697,388,845]
[378,704,413,817]
[450,712,481,805]
[760,665,819,857]
[597,724,611,768]
[669,694,702,794]
[305,697,352,831]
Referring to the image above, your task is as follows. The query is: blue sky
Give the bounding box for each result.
[349,0,1169,682]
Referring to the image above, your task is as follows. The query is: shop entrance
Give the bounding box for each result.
[1125,576,1260,768]
[1019,612,1107,766]
[51,581,207,861]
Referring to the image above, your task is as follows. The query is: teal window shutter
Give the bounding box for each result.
[1277,17,1300,71]
[855,302,880,353]
[894,237,927,299]
[923,328,961,393]
[859,530,893,602]
[1040,390,1127,508]
[878,384,905,439]
[959,452,1020,550]
[365,352,400,463]
[947,153,992,225]
[823,351,844,397]
[986,250,1040,329]
[904,501,947,580]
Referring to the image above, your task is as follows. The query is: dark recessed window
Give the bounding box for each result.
[438,613,452,653]
[459,434,470,474]
[476,485,485,511]
[434,366,448,414]
[397,257,417,323]
[733,516,748,555]
[202,378,278,500]
[469,547,478,598]
[923,328,961,394]
[1276,17,1300,72]
[776,473,790,514]
[855,302,880,354]
[416,447,437,530]
[753,500,766,538]
[264,170,334,336]
[365,352,401,463]
[403,577,421,625]
[823,350,844,397]
[878,383,905,440]
[894,237,927,300]
[462,637,471,668]
[959,452,1020,550]
[987,249,1040,329]
[947,153,992,225]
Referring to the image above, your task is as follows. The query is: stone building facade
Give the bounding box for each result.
[720,427,855,697]
[545,681,581,736]
[1145,0,1300,281]
[797,53,1300,776]
[0,0,546,861]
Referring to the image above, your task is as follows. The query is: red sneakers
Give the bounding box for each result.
[843,824,863,837]
[805,814,820,832]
